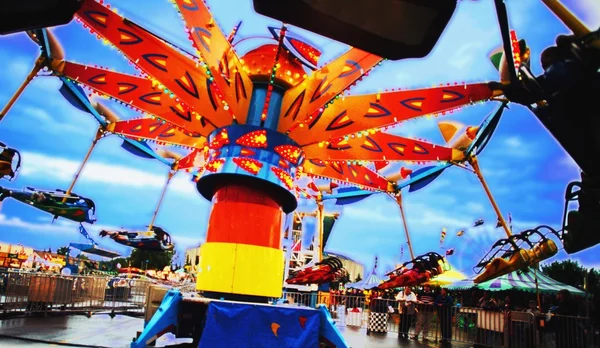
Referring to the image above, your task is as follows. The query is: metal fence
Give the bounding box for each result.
[279,292,598,348]
[0,273,594,348]
[0,271,152,317]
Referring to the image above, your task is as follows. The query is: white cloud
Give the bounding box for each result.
[20,106,53,124]
[0,213,201,251]
[558,155,579,171]
[8,60,30,80]
[19,151,197,196]
[504,136,522,148]
[465,202,485,213]
[0,213,114,235]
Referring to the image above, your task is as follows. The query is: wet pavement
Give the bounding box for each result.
[0,314,472,347]
[0,314,138,347]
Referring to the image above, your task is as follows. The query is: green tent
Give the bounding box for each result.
[448,268,585,295]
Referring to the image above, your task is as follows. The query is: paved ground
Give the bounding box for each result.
[0,314,472,347]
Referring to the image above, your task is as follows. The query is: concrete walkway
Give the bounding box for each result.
[0,314,472,347]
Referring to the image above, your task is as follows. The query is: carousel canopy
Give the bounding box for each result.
[448,268,586,295]
[346,257,382,290]
[346,272,382,290]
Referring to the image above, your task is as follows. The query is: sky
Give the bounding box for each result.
[0,0,599,277]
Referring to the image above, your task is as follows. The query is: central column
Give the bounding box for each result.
[195,83,303,300]
[199,182,286,299]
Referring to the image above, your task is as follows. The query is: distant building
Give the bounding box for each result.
[0,242,33,268]
[184,244,202,273]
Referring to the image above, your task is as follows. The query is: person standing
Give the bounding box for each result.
[435,288,454,343]
[396,287,417,339]
[412,285,435,341]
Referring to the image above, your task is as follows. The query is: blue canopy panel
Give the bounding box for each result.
[69,243,120,259]
[199,301,320,348]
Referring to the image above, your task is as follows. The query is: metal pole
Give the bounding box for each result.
[62,129,103,203]
[493,0,518,84]
[394,193,415,261]
[534,268,542,312]
[148,170,175,230]
[0,57,44,122]
[540,0,599,49]
[316,198,324,263]
[469,156,512,238]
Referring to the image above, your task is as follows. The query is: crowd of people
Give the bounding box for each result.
[326,285,592,347]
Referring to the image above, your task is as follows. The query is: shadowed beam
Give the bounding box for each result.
[303,132,464,162]
[278,48,383,134]
[62,62,217,136]
[301,159,391,192]
[173,0,253,123]
[107,117,206,149]
[287,83,494,146]
[75,0,233,128]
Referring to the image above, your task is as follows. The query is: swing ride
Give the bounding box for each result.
[0,186,96,223]
[286,256,348,285]
[0,0,596,346]
[379,252,448,289]
[99,148,201,252]
[0,0,500,301]
[284,182,351,286]
[319,101,511,287]
[0,142,21,181]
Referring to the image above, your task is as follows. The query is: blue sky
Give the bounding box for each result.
[0,0,598,277]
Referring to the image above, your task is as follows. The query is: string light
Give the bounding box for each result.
[260,25,287,122]
[232,157,263,175]
[235,129,267,148]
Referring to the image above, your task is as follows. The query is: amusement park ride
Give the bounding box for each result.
[0,0,597,346]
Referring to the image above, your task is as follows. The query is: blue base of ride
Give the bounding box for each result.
[131,289,348,348]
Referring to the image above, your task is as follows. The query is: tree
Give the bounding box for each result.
[104,257,129,271]
[56,246,69,256]
[354,273,362,283]
[541,260,587,289]
[129,249,174,270]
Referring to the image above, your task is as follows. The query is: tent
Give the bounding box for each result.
[346,257,382,290]
[448,268,586,295]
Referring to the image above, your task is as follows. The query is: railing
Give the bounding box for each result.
[0,270,153,317]
[277,292,598,348]
[0,273,594,348]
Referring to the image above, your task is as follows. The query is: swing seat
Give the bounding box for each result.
[564,210,600,254]
[0,145,20,180]
[100,228,174,251]
[378,269,431,289]
[0,161,14,178]
[474,249,530,284]
[4,187,96,223]
[528,239,558,263]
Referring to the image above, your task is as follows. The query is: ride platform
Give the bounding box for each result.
[132,288,347,347]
